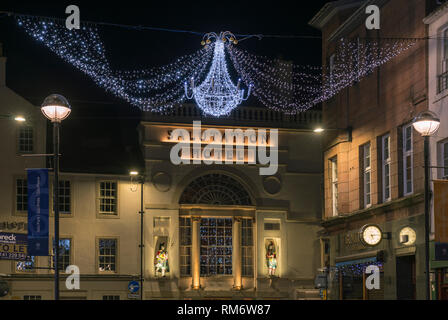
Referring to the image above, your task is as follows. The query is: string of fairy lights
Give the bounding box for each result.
[8,14,418,117]
[16,17,213,112]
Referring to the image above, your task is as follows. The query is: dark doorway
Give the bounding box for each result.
[442,286,448,300]
[396,255,416,300]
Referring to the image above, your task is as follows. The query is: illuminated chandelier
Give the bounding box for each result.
[185,32,252,117]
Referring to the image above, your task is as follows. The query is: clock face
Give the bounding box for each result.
[399,227,416,246]
[360,225,382,246]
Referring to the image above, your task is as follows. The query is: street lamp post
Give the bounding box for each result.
[130,171,145,301]
[412,110,440,301]
[41,94,72,301]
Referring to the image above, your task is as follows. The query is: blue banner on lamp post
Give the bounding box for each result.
[27,169,49,256]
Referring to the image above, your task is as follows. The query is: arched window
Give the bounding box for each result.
[179,174,252,206]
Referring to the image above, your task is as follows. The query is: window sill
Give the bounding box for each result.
[96,213,120,219]
[13,211,28,217]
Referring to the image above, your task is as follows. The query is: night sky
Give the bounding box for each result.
[0,1,329,174]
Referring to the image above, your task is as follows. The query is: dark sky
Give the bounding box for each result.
[0,1,329,174]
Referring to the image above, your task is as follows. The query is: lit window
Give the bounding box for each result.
[52,238,71,272]
[382,134,391,202]
[363,143,372,208]
[242,219,254,277]
[99,182,117,215]
[98,239,117,272]
[330,157,338,216]
[18,126,33,153]
[200,218,232,276]
[179,217,192,276]
[403,124,413,195]
[16,256,35,272]
[16,179,28,212]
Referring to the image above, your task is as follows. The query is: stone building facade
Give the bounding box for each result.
[309,0,441,300]
[0,44,324,299]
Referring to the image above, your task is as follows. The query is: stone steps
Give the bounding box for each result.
[295,289,322,300]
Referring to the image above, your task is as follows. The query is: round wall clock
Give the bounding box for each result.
[399,227,416,246]
[359,224,383,247]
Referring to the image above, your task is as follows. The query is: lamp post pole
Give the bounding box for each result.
[54,122,60,300]
[424,135,431,300]
[412,110,440,300]
[139,175,144,301]
[41,94,71,301]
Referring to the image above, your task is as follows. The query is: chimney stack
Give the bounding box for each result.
[0,43,6,87]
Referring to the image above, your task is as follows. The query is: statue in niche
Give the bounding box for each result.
[155,243,169,278]
[266,240,278,277]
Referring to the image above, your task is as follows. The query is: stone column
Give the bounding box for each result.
[192,216,201,289]
[233,217,242,290]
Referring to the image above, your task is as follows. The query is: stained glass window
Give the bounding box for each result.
[200,218,232,276]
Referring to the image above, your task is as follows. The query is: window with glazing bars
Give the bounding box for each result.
[16,256,35,272]
[179,217,192,276]
[53,180,71,214]
[403,125,413,195]
[24,295,41,300]
[98,239,117,272]
[330,157,338,216]
[363,143,372,207]
[16,179,27,212]
[382,135,391,202]
[99,182,117,215]
[242,219,254,277]
[18,126,33,153]
[442,142,448,179]
[439,28,448,93]
[52,238,71,271]
[200,218,232,276]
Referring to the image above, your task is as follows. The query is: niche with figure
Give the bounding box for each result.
[154,236,169,278]
[265,239,279,277]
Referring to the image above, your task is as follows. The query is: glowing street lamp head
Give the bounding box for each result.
[14,116,26,122]
[41,94,72,123]
[314,128,325,133]
[129,171,139,177]
[412,111,440,137]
